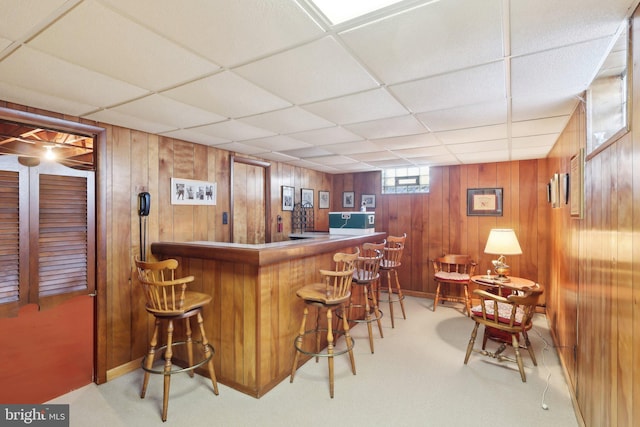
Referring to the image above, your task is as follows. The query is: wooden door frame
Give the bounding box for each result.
[0,107,108,384]
[229,155,271,243]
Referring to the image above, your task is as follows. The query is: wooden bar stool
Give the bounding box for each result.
[349,242,385,353]
[134,258,219,421]
[290,249,359,398]
[378,234,407,328]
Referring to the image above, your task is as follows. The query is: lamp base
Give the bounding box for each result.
[493,274,511,283]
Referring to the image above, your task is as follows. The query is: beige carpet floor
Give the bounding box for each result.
[48,296,579,427]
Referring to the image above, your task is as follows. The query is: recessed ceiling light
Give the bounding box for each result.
[309,0,407,25]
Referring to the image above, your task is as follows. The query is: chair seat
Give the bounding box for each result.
[435,271,469,282]
[380,260,400,269]
[296,283,352,305]
[471,302,524,325]
[353,270,380,284]
[146,290,212,316]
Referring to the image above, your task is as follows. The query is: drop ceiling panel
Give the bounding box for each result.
[28,1,218,91]
[108,94,226,129]
[393,145,452,158]
[436,124,508,145]
[101,0,324,67]
[511,95,579,122]
[511,145,553,159]
[340,0,504,83]
[511,38,613,98]
[0,81,97,117]
[280,146,334,158]
[159,128,229,146]
[288,126,362,145]
[242,135,312,152]
[213,142,269,156]
[345,115,427,139]
[372,133,441,150]
[511,117,570,138]
[321,140,383,155]
[456,150,510,164]
[162,72,291,119]
[84,109,175,134]
[308,155,360,166]
[188,120,275,142]
[235,36,379,104]
[390,62,506,114]
[510,0,633,56]
[417,100,507,132]
[240,106,334,134]
[303,89,408,124]
[511,134,559,148]
[408,154,460,166]
[0,46,148,108]
[447,139,508,154]
[0,0,69,40]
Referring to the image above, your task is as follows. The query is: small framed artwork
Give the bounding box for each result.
[301,188,314,207]
[361,194,376,209]
[342,191,355,208]
[281,185,294,211]
[467,188,503,216]
[570,149,585,218]
[171,177,216,205]
[318,191,330,209]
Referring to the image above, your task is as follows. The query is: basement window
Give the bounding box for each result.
[382,167,430,194]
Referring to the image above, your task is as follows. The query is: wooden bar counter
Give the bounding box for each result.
[151,232,386,398]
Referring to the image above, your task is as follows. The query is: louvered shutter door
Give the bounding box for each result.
[38,174,89,297]
[0,170,20,303]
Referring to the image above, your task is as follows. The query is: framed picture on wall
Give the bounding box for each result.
[318,191,330,209]
[301,188,314,207]
[171,177,216,205]
[361,194,376,208]
[570,149,585,218]
[342,191,355,208]
[466,188,503,216]
[281,185,294,211]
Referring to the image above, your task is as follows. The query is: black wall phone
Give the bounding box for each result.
[138,192,150,216]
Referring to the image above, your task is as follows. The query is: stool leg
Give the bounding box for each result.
[370,280,384,338]
[433,282,441,311]
[463,283,471,317]
[363,285,374,353]
[341,305,356,376]
[196,311,219,395]
[162,319,174,422]
[314,307,322,362]
[523,331,537,366]
[141,318,160,399]
[185,317,194,378]
[327,308,335,398]
[290,306,309,382]
[385,270,395,328]
[393,269,406,320]
[512,333,526,382]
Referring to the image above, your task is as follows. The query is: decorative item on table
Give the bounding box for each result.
[483,228,522,282]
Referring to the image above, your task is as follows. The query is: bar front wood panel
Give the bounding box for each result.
[151,233,385,397]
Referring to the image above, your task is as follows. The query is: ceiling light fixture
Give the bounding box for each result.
[44,145,56,160]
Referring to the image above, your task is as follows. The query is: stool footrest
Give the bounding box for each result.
[141,341,215,375]
[293,329,355,358]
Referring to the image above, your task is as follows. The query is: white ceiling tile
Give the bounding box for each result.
[511,134,559,148]
[511,117,570,137]
[84,109,175,134]
[303,88,407,124]
[214,142,269,156]
[511,146,554,159]
[512,95,579,122]
[235,36,379,104]
[0,46,148,107]
[350,151,401,162]
[417,100,507,132]
[158,128,229,146]
[340,0,504,83]
[28,1,218,91]
[511,38,613,98]
[336,162,378,172]
[436,124,508,145]
[280,146,335,158]
[447,139,509,154]
[457,150,510,164]
[109,94,226,129]
[0,81,97,117]
[345,115,427,139]
[288,126,362,145]
[188,120,275,142]
[322,140,384,155]
[0,37,12,51]
[390,62,506,113]
[394,146,452,158]
[242,135,311,152]
[101,0,324,67]
[162,72,291,119]
[372,133,441,150]
[0,0,69,40]
[258,152,301,162]
[309,155,359,165]
[409,155,461,166]
[367,158,413,168]
[240,107,334,134]
[510,0,634,56]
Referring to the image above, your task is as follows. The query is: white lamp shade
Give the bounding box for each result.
[484,229,522,255]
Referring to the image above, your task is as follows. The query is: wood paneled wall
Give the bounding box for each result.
[543,8,640,426]
[332,161,550,303]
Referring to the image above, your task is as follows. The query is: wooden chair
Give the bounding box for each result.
[290,249,359,398]
[463,285,543,382]
[432,254,477,316]
[134,258,219,421]
[349,242,385,353]
[378,234,407,328]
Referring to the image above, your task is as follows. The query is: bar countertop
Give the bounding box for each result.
[151,232,386,267]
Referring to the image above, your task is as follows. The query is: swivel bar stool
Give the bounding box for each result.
[134,258,219,421]
[378,234,407,328]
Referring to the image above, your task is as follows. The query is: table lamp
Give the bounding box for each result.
[484,228,522,282]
